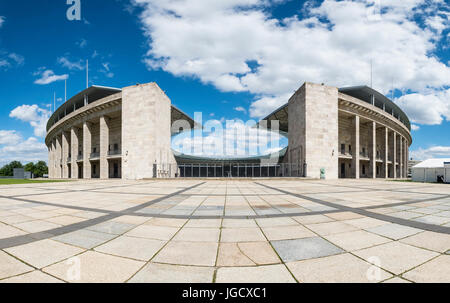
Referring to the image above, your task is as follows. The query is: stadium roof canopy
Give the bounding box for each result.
[46,85,196,132]
[259,85,411,132]
[173,147,288,164]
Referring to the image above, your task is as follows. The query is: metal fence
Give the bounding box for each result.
[155,163,306,178]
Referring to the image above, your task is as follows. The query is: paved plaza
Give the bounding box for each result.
[0,179,449,283]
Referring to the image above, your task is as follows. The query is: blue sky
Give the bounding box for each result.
[0,0,448,165]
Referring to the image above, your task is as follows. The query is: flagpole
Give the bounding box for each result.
[86,59,89,88]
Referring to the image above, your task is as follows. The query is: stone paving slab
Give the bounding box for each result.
[173,227,220,242]
[305,221,359,236]
[221,227,266,242]
[403,255,450,282]
[129,263,215,283]
[324,230,391,251]
[125,224,180,241]
[215,265,296,283]
[43,251,144,283]
[271,237,344,262]
[5,239,84,269]
[286,253,392,283]
[0,270,63,283]
[152,241,218,266]
[52,229,117,249]
[95,236,166,261]
[353,241,439,275]
[366,223,423,240]
[0,250,33,280]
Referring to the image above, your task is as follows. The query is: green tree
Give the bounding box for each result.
[24,162,36,173]
[0,161,23,177]
[33,161,48,178]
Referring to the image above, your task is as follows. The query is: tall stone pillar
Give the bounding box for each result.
[56,134,62,179]
[405,139,409,177]
[393,132,397,179]
[384,127,389,179]
[62,131,70,178]
[48,143,53,178]
[369,121,376,179]
[83,122,92,179]
[352,116,360,179]
[287,83,339,179]
[122,83,179,180]
[100,116,110,179]
[400,136,403,178]
[71,127,79,179]
[51,139,56,178]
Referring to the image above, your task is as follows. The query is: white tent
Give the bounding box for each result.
[411,159,450,183]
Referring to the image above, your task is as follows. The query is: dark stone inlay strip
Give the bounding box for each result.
[303,181,450,196]
[255,182,450,235]
[0,182,205,250]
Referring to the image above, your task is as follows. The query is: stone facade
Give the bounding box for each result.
[121,83,176,180]
[288,83,339,179]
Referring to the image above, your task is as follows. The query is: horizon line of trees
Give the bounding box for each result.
[0,161,48,178]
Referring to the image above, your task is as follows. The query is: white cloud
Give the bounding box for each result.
[100,62,114,78]
[395,88,450,125]
[0,53,25,70]
[0,17,25,70]
[132,0,450,121]
[8,53,24,65]
[249,93,290,118]
[0,59,10,68]
[0,130,21,145]
[9,105,51,137]
[411,124,420,131]
[34,69,68,85]
[172,120,287,158]
[76,38,88,48]
[234,106,247,113]
[0,130,47,166]
[0,137,48,166]
[57,57,85,70]
[410,146,450,160]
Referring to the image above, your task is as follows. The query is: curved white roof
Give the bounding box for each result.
[413,159,450,168]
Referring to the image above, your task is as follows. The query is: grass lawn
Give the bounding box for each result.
[0,179,72,185]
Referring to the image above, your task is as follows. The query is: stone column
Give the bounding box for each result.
[369,121,376,179]
[100,116,110,179]
[399,136,403,178]
[62,131,70,178]
[405,139,409,177]
[71,127,79,179]
[48,143,53,178]
[56,134,62,179]
[83,122,92,179]
[51,139,56,178]
[393,132,397,179]
[55,138,59,178]
[384,127,389,179]
[352,116,360,179]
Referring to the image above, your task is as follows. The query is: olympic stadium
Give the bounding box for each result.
[46,82,412,180]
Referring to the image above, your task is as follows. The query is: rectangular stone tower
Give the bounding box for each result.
[288,82,339,179]
[121,83,175,180]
